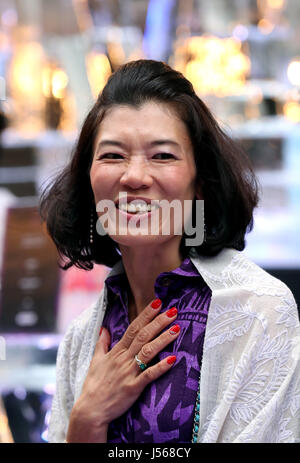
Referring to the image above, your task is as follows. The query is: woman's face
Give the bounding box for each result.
[90,101,202,248]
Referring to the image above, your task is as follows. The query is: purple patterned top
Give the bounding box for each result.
[101,257,211,443]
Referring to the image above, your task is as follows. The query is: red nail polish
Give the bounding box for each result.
[167,355,176,365]
[166,307,177,318]
[169,324,180,335]
[151,298,162,309]
[99,327,103,336]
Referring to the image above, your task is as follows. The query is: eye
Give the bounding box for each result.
[153,153,175,159]
[98,153,124,159]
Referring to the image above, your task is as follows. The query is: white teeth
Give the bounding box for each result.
[118,202,158,213]
[129,204,141,212]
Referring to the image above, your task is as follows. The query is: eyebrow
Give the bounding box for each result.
[96,139,180,152]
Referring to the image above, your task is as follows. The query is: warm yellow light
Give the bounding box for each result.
[224,37,242,54]
[179,35,250,96]
[52,69,68,99]
[267,0,285,9]
[86,52,111,98]
[42,67,53,98]
[204,37,224,57]
[187,36,206,55]
[258,18,274,34]
[227,54,250,75]
[42,65,68,99]
[7,39,48,134]
[287,60,300,86]
[10,43,45,97]
[283,102,300,123]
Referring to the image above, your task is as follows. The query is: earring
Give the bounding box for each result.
[90,209,94,244]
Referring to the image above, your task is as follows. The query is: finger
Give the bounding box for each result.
[95,326,111,356]
[133,324,180,371]
[137,355,177,389]
[127,307,178,356]
[115,298,162,351]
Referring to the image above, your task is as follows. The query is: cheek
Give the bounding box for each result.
[90,166,114,194]
[165,168,196,196]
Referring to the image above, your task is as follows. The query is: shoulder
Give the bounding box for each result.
[224,252,298,320]
[191,248,299,327]
[191,247,294,296]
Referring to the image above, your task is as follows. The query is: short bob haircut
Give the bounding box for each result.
[40,59,259,270]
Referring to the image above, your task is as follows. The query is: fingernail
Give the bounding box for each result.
[99,327,103,336]
[151,298,162,309]
[166,307,177,318]
[169,324,180,335]
[167,355,176,365]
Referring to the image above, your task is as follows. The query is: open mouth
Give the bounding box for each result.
[112,197,162,227]
[116,202,160,215]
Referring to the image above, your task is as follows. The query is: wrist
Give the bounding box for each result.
[66,402,109,443]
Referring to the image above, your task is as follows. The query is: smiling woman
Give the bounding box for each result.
[40,60,300,443]
[90,101,200,256]
[40,59,259,271]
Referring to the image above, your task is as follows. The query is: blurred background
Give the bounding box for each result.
[0,0,299,443]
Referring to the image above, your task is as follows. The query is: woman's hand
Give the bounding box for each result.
[66,299,180,443]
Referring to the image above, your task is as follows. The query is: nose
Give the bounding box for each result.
[119,158,152,189]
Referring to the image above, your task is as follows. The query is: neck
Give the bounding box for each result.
[119,238,184,320]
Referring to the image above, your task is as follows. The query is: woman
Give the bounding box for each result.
[40,60,300,443]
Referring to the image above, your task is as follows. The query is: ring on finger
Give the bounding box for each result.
[135,354,148,371]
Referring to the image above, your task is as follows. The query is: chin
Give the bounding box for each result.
[109,232,179,249]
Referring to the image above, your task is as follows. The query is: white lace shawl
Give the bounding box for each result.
[48,248,300,443]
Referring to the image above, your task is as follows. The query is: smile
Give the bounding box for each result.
[117,202,160,214]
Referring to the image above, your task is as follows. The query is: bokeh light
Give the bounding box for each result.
[85,52,112,98]
[176,35,250,97]
[287,59,300,86]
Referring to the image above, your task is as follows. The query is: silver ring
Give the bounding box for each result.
[135,354,148,371]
